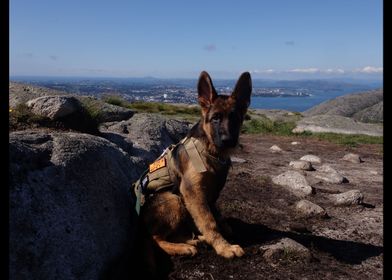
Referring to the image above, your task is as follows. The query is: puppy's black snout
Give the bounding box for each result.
[221,134,235,147]
[221,134,232,143]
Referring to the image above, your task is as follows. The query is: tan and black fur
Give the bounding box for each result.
[140,71,252,259]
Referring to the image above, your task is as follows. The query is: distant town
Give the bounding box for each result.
[10,76,381,109]
[9,78,316,104]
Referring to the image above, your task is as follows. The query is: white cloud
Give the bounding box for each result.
[251,69,277,74]
[288,68,319,73]
[354,66,383,73]
[324,68,345,74]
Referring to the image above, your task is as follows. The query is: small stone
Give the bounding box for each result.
[289,160,314,171]
[313,164,348,184]
[329,190,364,206]
[291,141,300,145]
[272,171,313,197]
[300,155,321,164]
[270,145,283,152]
[342,153,363,163]
[231,156,247,163]
[260,238,311,263]
[295,199,327,217]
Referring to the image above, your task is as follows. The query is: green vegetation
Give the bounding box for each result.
[102,95,200,121]
[242,115,297,136]
[241,115,382,147]
[102,95,129,108]
[9,103,49,129]
[100,95,382,147]
[9,102,100,134]
[78,98,105,121]
[309,132,383,146]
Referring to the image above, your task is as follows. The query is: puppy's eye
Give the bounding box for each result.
[211,113,222,122]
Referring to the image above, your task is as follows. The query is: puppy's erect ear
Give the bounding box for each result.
[232,72,252,116]
[198,71,217,109]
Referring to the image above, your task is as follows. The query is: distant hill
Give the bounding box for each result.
[303,89,383,123]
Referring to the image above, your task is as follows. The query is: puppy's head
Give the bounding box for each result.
[197,71,252,151]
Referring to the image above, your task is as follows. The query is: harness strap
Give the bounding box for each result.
[183,137,207,173]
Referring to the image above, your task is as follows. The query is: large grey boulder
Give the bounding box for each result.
[9,82,134,123]
[9,130,139,280]
[26,95,82,120]
[101,113,191,167]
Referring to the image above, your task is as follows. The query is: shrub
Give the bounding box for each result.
[242,117,296,136]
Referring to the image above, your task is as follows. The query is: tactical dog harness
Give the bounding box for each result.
[132,136,230,214]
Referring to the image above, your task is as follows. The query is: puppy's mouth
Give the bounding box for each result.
[215,138,238,150]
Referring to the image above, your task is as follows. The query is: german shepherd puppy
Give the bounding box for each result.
[140,71,252,259]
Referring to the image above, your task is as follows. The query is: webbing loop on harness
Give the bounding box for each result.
[183,138,207,173]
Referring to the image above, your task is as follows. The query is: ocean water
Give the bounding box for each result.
[11,76,381,112]
[250,90,369,112]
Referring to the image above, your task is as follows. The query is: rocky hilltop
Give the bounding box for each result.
[9,82,383,279]
[293,89,383,136]
[303,89,383,122]
[9,82,190,279]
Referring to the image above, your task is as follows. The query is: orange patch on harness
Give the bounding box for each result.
[149,157,166,173]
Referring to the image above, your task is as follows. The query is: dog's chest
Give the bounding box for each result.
[203,163,230,203]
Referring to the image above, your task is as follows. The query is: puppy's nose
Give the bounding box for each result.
[221,134,232,143]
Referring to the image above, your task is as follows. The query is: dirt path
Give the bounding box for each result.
[168,134,383,280]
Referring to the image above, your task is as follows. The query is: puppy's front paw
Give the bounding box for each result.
[173,244,198,256]
[216,244,245,258]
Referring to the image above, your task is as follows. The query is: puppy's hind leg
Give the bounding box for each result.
[153,235,197,256]
[145,192,197,256]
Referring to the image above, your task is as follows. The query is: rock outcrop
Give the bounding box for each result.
[294,89,383,136]
[10,83,134,124]
[9,130,140,279]
[292,114,383,136]
[302,89,383,122]
[27,95,82,120]
[100,113,191,168]
[353,101,383,123]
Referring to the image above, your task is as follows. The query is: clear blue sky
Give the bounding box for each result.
[10,0,383,79]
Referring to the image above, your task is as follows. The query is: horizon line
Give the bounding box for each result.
[9,75,384,82]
